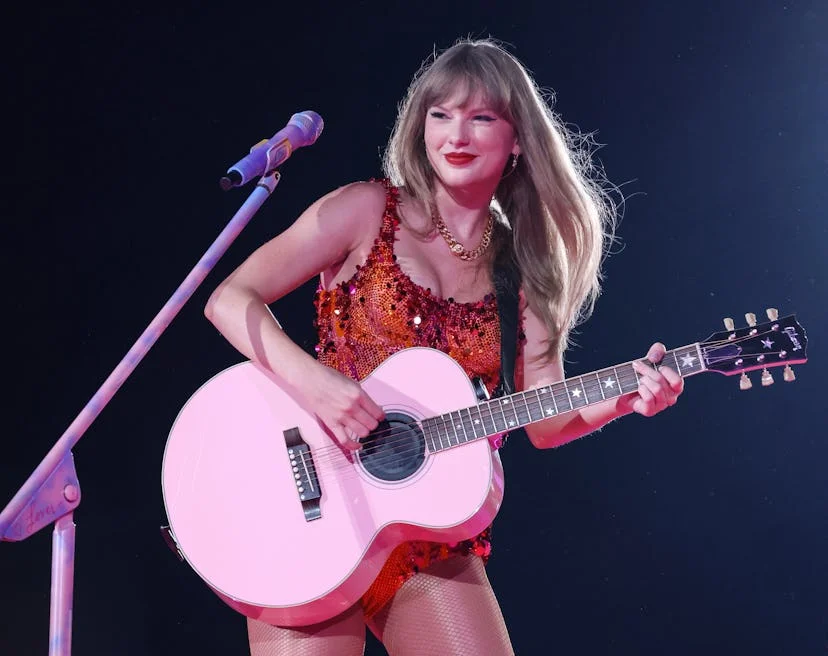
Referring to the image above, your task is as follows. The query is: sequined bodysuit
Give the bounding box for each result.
[313,180,502,618]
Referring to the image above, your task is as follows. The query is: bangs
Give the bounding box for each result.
[419,49,514,120]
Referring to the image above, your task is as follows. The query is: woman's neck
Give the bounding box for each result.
[431,179,496,242]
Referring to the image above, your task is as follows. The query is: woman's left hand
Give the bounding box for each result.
[618,342,684,417]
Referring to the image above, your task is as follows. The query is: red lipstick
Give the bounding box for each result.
[444,153,477,165]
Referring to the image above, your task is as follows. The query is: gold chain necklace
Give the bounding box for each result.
[431,209,494,261]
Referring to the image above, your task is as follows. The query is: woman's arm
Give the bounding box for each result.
[517,295,683,449]
[204,180,388,448]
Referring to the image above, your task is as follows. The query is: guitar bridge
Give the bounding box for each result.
[284,427,322,521]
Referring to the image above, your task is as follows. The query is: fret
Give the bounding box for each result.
[464,406,483,440]
[566,378,588,409]
[542,385,559,416]
[694,343,705,373]
[423,418,438,452]
[533,387,554,419]
[499,396,521,430]
[436,413,452,449]
[530,388,543,421]
[480,399,498,436]
[582,373,605,404]
[448,410,464,444]
[671,346,703,376]
[460,407,478,442]
[552,382,573,413]
[619,363,639,393]
[517,391,535,424]
[595,371,606,401]
[495,397,510,432]
[611,366,623,396]
[448,411,464,445]
[595,368,622,399]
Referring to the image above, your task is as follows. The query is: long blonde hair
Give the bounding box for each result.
[383,38,617,360]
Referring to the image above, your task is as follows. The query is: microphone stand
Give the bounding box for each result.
[0,169,283,656]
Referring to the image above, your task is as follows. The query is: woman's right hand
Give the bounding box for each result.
[299,362,385,450]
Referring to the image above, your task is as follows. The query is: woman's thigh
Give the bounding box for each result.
[247,602,366,656]
[368,556,514,656]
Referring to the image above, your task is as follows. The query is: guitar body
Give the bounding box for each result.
[162,347,505,627]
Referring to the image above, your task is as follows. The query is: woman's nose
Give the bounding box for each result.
[447,119,470,146]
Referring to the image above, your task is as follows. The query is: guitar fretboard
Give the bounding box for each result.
[421,344,705,452]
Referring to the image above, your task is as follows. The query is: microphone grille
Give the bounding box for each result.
[289,111,324,146]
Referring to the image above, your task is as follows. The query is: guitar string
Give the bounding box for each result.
[308,340,729,465]
[292,346,732,485]
[306,346,694,463]
[308,368,647,468]
[305,336,781,470]
[299,333,788,474]
[303,343,792,477]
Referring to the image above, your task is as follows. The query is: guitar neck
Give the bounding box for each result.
[422,343,705,453]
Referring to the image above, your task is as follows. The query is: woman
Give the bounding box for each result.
[205,38,683,656]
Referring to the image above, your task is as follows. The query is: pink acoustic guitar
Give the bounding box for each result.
[161,311,807,626]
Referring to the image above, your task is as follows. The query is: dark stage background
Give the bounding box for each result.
[2,2,825,654]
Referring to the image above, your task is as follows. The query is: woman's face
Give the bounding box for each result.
[424,88,518,193]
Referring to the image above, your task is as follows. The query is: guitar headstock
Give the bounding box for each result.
[701,309,807,388]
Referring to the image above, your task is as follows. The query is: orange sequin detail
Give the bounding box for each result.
[313,179,501,618]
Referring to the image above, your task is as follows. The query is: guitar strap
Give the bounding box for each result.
[493,256,521,396]
[492,252,527,446]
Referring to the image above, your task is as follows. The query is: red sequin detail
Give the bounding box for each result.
[313,180,501,618]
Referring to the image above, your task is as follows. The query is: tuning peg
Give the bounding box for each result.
[766,308,779,321]
[739,372,752,390]
[723,317,735,331]
[783,364,796,382]
[745,313,757,327]
[761,368,774,386]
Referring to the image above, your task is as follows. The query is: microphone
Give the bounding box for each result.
[220,111,324,190]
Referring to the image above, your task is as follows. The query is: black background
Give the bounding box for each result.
[2,2,825,654]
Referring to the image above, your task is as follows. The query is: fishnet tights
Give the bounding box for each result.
[247,555,514,656]
[247,602,365,656]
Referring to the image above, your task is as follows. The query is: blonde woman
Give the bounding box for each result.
[206,38,683,656]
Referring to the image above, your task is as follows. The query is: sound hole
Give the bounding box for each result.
[358,412,425,482]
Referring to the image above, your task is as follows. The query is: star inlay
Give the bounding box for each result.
[603,377,615,389]
[761,337,773,349]
[680,353,697,368]
[571,388,582,398]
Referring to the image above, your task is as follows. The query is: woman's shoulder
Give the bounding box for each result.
[326,178,388,210]
[309,179,389,230]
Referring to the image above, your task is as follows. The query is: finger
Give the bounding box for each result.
[646,342,666,364]
[341,416,371,440]
[338,421,367,450]
[638,375,667,407]
[349,407,381,434]
[659,365,684,393]
[335,431,362,451]
[360,393,386,422]
[635,383,655,411]
[632,358,661,382]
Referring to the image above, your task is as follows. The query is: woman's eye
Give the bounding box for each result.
[429,111,448,119]
[473,115,496,122]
